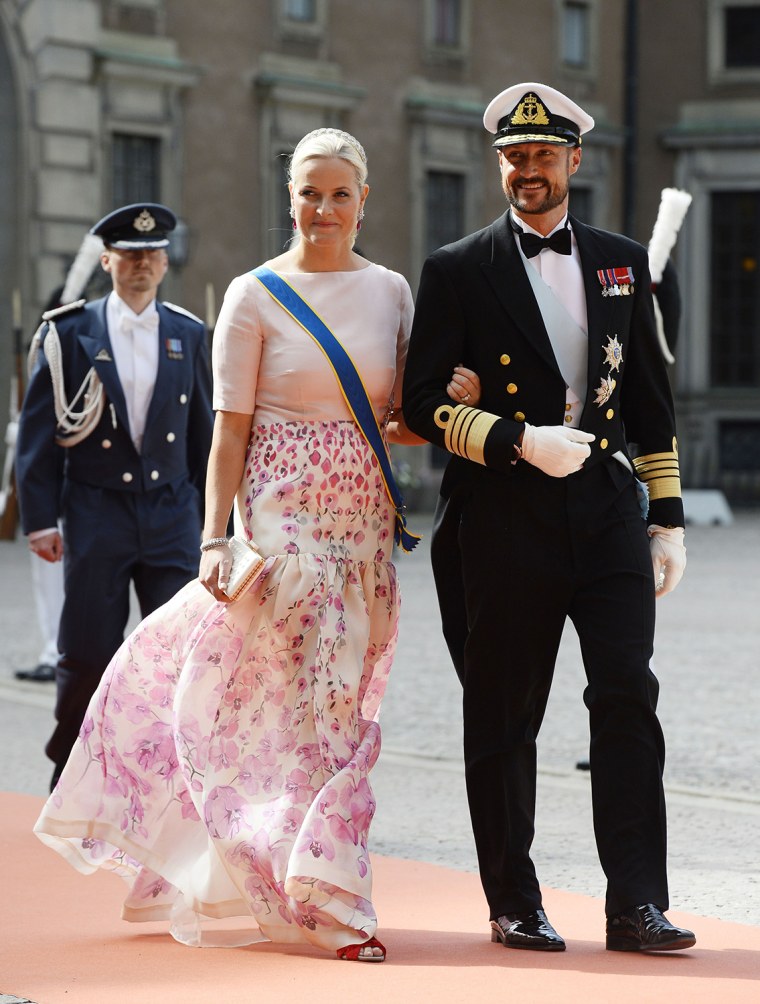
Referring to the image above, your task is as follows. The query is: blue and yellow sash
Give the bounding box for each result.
[251,266,420,552]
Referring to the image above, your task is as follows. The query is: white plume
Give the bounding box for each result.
[647,188,692,284]
[61,233,104,303]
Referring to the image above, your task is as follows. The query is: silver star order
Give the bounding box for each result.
[603,334,623,371]
[594,375,615,407]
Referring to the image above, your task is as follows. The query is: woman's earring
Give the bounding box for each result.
[357,208,365,232]
[289,206,297,231]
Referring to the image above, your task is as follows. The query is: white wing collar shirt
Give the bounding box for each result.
[512,213,631,471]
[512,212,587,426]
[106,291,160,453]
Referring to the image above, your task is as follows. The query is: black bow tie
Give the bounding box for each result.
[513,225,572,259]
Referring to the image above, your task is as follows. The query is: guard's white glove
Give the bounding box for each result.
[648,525,686,597]
[521,424,595,478]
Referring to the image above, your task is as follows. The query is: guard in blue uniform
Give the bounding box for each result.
[16,203,213,787]
[403,84,695,954]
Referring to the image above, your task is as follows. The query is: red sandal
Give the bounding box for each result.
[337,936,386,962]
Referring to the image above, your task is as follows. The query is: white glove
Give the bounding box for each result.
[648,525,686,597]
[521,424,595,478]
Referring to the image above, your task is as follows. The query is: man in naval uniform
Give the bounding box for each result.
[16,203,213,789]
[403,84,695,953]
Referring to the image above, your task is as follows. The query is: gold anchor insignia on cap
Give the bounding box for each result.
[511,93,550,127]
[133,209,156,232]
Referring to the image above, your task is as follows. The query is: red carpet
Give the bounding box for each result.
[1,793,757,1003]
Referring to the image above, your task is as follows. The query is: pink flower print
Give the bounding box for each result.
[259,727,297,759]
[328,472,340,488]
[297,818,335,861]
[340,778,376,833]
[317,786,338,813]
[119,691,154,725]
[129,726,179,779]
[252,758,283,795]
[237,754,263,796]
[79,715,95,744]
[281,806,305,834]
[148,682,174,711]
[204,785,248,840]
[356,854,370,879]
[284,768,313,805]
[227,835,268,875]
[208,736,240,771]
[80,837,108,859]
[354,531,365,545]
[176,787,201,821]
[141,876,172,900]
[275,481,295,501]
[300,613,316,631]
[327,812,357,846]
[296,742,322,772]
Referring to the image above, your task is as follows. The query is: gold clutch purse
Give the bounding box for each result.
[224,536,267,601]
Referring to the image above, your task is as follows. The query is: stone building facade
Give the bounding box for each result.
[1,0,759,514]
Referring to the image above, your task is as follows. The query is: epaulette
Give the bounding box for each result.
[163,302,204,325]
[42,298,86,322]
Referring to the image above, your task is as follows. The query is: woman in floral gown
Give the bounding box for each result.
[34,128,479,962]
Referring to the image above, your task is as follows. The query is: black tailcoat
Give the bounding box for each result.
[403,213,683,918]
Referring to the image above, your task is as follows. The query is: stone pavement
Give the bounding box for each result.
[1,512,759,929]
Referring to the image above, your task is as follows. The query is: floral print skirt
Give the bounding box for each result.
[34,421,399,952]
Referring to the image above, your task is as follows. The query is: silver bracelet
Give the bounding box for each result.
[199,536,229,552]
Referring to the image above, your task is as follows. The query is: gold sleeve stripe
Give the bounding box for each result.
[633,451,681,500]
[434,404,500,466]
[646,477,682,501]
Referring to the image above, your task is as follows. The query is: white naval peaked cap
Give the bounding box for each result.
[483,82,594,147]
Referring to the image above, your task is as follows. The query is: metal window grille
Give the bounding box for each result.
[426,170,465,256]
[562,1,590,67]
[112,133,160,206]
[710,191,760,387]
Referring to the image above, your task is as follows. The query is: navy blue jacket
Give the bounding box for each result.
[16,295,214,533]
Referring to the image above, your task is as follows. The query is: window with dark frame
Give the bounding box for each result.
[425,169,465,256]
[562,0,590,68]
[724,4,760,67]
[112,133,160,206]
[432,0,461,47]
[710,190,760,387]
[284,0,316,22]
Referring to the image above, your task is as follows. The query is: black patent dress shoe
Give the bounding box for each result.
[606,903,696,952]
[14,663,56,682]
[491,909,566,951]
